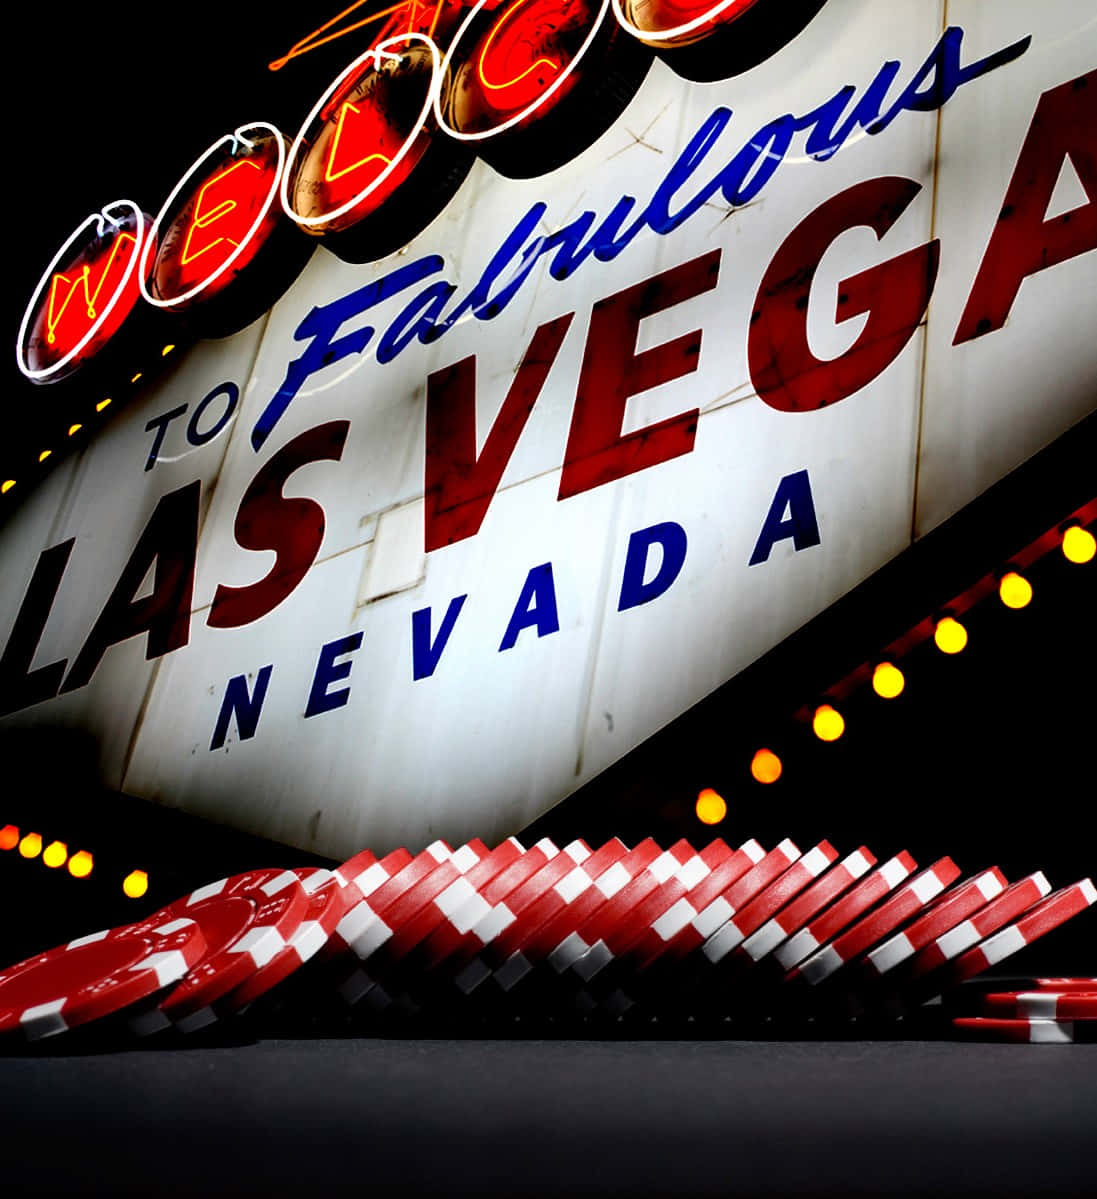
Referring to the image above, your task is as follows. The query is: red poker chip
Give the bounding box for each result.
[774,851,917,971]
[865,868,1007,977]
[704,841,839,966]
[907,872,1052,980]
[741,846,876,962]
[0,917,206,1041]
[792,858,961,986]
[132,867,311,1035]
[981,990,1097,1020]
[469,838,629,995]
[451,839,597,996]
[944,878,1096,987]
[216,867,356,1016]
[952,1016,1096,1044]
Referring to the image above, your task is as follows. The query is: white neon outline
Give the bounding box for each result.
[434,0,612,142]
[611,0,758,46]
[16,201,145,383]
[139,122,287,310]
[281,35,440,230]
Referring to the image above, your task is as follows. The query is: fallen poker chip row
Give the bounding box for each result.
[0,834,1093,1046]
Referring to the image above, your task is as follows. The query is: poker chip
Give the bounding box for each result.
[560,839,700,983]
[0,918,206,1041]
[943,879,1096,987]
[740,847,876,963]
[585,839,766,1017]
[7,831,1090,1042]
[215,867,354,1016]
[951,1017,1097,1044]
[133,867,311,1034]
[864,868,1007,977]
[791,859,961,986]
[980,990,1097,1020]
[453,839,601,996]
[702,841,839,966]
[497,839,662,998]
[774,851,917,971]
[906,873,1052,980]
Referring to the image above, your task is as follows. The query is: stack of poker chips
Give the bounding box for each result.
[1,835,1093,1045]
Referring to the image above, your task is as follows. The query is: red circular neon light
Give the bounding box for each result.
[143,126,287,310]
[445,0,608,137]
[285,41,438,234]
[617,0,763,48]
[17,203,150,384]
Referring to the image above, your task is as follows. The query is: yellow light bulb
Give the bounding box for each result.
[695,788,727,825]
[998,571,1032,609]
[934,616,968,654]
[96,398,112,413]
[750,749,782,784]
[0,824,19,850]
[68,423,83,437]
[1,479,15,494]
[131,372,143,384]
[38,449,52,463]
[18,832,43,859]
[1062,525,1095,565]
[68,850,94,878]
[872,661,905,699]
[123,870,149,899]
[42,840,68,869]
[812,704,845,742]
[162,344,175,356]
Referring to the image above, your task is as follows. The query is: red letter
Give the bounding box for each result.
[62,482,200,692]
[954,70,1097,345]
[558,249,720,501]
[425,313,573,552]
[208,421,349,629]
[749,177,939,413]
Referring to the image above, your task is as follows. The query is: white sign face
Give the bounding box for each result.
[2,0,1094,858]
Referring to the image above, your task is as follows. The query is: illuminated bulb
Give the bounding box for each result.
[130,372,143,383]
[0,823,19,850]
[872,661,905,699]
[42,840,68,869]
[998,571,1032,609]
[1,480,14,494]
[123,869,149,899]
[18,832,43,859]
[161,344,175,356]
[96,398,112,413]
[934,616,968,654]
[1062,525,1096,565]
[68,850,94,878]
[750,749,782,784]
[68,423,83,437]
[695,788,727,825]
[812,704,845,742]
[38,449,52,463]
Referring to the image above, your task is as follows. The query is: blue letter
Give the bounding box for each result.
[144,404,188,471]
[412,595,467,680]
[749,470,821,566]
[618,522,688,611]
[210,664,273,750]
[186,383,238,446]
[305,632,364,718]
[251,256,444,451]
[499,563,560,651]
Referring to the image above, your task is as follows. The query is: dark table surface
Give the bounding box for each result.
[3,1035,1095,1196]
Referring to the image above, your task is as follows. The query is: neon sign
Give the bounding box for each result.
[141,124,288,311]
[16,202,148,384]
[614,0,762,48]
[439,0,615,139]
[283,36,440,234]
